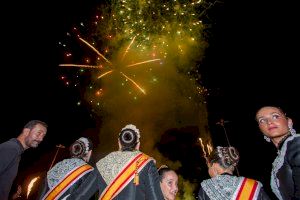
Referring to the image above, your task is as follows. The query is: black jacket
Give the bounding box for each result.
[272,134,300,200]
[37,158,94,200]
[0,138,24,200]
[69,151,164,200]
[198,174,271,200]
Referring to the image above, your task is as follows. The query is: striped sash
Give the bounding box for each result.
[42,164,93,200]
[236,178,260,200]
[99,153,152,200]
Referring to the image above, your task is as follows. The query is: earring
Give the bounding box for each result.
[288,125,296,135]
[264,135,271,142]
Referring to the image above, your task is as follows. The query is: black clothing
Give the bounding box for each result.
[69,151,164,200]
[37,158,94,200]
[271,134,300,200]
[198,174,271,200]
[0,138,24,200]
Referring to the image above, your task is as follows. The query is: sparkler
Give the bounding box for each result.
[198,137,208,162]
[27,177,39,199]
[207,142,213,155]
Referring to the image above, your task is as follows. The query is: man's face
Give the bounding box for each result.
[25,124,47,148]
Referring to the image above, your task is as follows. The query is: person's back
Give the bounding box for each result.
[67,124,164,200]
[198,146,271,200]
[96,124,164,200]
[97,150,162,199]
[0,139,23,200]
[37,137,94,200]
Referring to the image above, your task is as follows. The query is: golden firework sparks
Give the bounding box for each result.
[120,72,146,94]
[126,59,161,68]
[59,64,102,69]
[60,36,160,95]
[79,37,112,65]
[97,70,114,79]
[122,36,136,60]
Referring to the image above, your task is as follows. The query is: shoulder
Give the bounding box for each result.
[245,177,263,187]
[0,139,19,154]
[286,135,300,165]
[286,135,300,154]
[289,134,300,144]
[140,152,155,162]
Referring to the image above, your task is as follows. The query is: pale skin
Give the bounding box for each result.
[256,106,292,148]
[160,170,178,200]
[17,123,47,150]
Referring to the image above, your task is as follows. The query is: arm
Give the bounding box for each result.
[0,143,18,175]
[257,185,271,200]
[288,137,300,199]
[144,160,164,200]
[198,186,209,200]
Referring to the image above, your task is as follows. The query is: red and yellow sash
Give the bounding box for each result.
[236,178,259,200]
[42,164,93,200]
[99,153,152,200]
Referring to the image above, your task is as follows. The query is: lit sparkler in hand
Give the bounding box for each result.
[199,137,214,163]
[207,142,213,155]
[199,137,208,162]
[27,176,39,199]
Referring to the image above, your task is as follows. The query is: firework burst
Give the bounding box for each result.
[59,0,212,110]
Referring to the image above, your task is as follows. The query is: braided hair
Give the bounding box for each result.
[208,146,239,169]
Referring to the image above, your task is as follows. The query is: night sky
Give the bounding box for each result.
[0,0,299,199]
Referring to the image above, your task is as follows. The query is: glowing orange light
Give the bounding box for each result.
[27,177,39,198]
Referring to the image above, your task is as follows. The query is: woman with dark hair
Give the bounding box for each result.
[198,146,270,200]
[37,137,95,200]
[68,124,164,200]
[158,165,178,200]
[256,106,300,200]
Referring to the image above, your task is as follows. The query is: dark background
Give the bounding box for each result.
[0,0,299,199]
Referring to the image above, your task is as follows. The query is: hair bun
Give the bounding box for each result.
[119,124,140,150]
[70,137,92,158]
[216,146,239,168]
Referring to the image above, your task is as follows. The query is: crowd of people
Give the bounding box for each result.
[0,105,299,199]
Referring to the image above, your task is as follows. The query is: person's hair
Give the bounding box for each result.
[158,165,174,182]
[255,106,286,121]
[24,120,48,129]
[119,124,140,151]
[208,146,239,169]
[69,137,93,159]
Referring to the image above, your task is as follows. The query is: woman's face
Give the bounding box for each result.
[160,171,178,200]
[256,106,290,144]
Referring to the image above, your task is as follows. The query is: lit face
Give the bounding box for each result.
[160,171,178,200]
[256,107,290,144]
[24,124,47,148]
